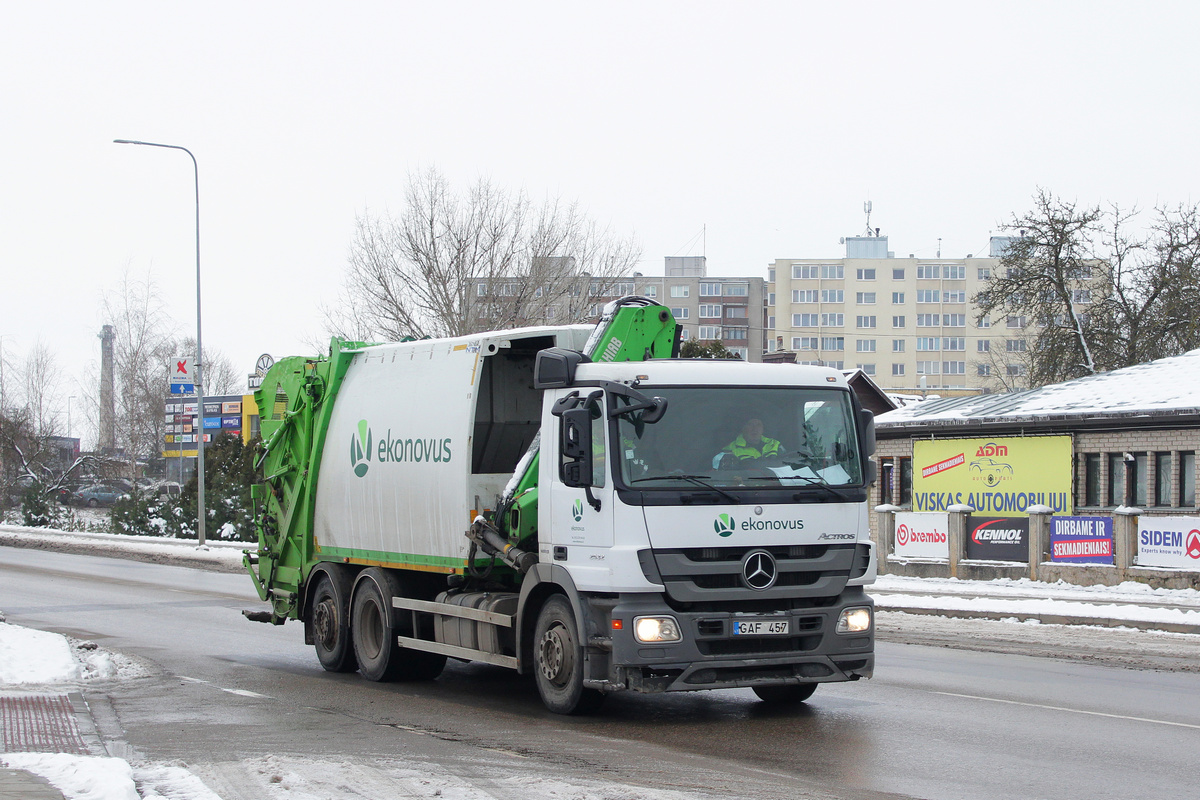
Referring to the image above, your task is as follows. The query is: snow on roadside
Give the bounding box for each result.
[0,618,151,685]
[0,524,247,571]
[0,754,224,800]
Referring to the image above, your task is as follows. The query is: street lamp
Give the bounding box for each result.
[113,139,208,547]
[67,395,76,438]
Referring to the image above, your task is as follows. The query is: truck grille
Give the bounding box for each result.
[647,545,856,605]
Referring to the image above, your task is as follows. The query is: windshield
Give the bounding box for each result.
[614,386,862,490]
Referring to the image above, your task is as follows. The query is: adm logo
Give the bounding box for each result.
[350,420,372,478]
[714,513,735,537]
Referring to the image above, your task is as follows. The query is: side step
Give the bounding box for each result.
[392,596,518,670]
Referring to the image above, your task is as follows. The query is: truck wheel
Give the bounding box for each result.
[351,568,445,682]
[533,595,604,715]
[752,683,817,704]
[311,573,357,673]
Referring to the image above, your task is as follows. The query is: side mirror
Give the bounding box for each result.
[858,408,876,456]
[560,407,593,488]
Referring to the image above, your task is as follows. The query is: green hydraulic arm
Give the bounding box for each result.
[244,337,371,623]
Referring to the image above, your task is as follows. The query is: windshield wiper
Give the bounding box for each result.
[631,474,741,504]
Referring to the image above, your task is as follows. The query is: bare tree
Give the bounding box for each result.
[328,167,641,340]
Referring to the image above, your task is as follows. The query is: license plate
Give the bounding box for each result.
[732,619,790,636]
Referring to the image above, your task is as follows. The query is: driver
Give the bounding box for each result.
[714,418,781,469]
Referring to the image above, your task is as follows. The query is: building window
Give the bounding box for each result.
[856,292,876,304]
[643,285,658,298]
[768,292,775,305]
[699,282,721,296]
[793,264,819,279]
[1107,453,1125,507]
[723,284,748,296]
[978,266,992,280]
[1072,289,1092,303]
[821,313,844,327]
[670,285,689,298]
[1155,452,1172,506]
[899,457,913,506]
[767,315,775,329]
[892,292,905,304]
[821,289,844,303]
[725,306,748,319]
[858,363,876,375]
[857,339,876,352]
[977,364,991,377]
[1006,339,1028,352]
[979,316,991,329]
[793,289,819,303]
[916,289,940,303]
[856,315,877,329]
[821,336,845,351]
[1181,452,1196,506]
[671,307,690,319]
[723,328,748,340]
[821,264,844,280]
[826,360,845,370]
[945,265,965,280]
[476,283,488,297]
[768,268,775,283]
[917,361,941,375]
[856,268,876,280]
[916,314,939,327]
[1131,452,1148,506]
[917,264,941,280]
[942,337,965,351]
[1006,315,1027,328]
[727,346,748,359]
[892,363,905,376]
[942,314,965,327]
[679,328,690,340]
[698,325,721,339]
[1007,364,1026,377]
[942,361,965,375]
[1084,454,1101,507]
[699,304,722,318]
[892,315,906,328]
[977,340,991,352]
[892,268,905,280]
[892,339,905,352]
[943,290,966,303]
[793,313,819,327]
[916,337,940,351]
[794,336,819,350]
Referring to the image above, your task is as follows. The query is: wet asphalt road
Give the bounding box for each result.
[2,545,1198,800]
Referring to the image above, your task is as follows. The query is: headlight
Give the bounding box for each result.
[836,606,872,634]
[633,615,682,643]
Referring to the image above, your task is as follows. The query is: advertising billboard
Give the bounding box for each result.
[893,512,949,559]
[965,514,1029,561]
[1050,516,1114,564]
[1137,516,1200,570]
[913,436,1073,516]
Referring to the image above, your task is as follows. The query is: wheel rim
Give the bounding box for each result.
[538,623,571,687]
[313,597,337,650]
[359,597,384,659]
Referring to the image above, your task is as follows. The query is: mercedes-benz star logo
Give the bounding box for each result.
[741,549,778,591]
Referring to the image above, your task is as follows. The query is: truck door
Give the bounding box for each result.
[544,389,616,557]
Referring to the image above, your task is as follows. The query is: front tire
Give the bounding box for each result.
[351,568,446,682]
[752,683,817,704]
[311,573,357,673]
[533,595,604,715]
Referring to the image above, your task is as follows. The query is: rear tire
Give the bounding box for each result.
[533,595,605,715]
[752,683,817,704]
[311,573,357,673]
[351,568,445,682]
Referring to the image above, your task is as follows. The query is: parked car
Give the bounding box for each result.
[73,484,128,508]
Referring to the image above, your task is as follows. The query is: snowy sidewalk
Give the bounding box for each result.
[873,574,1200,633]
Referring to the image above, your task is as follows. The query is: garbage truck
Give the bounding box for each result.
[245,297,877,714]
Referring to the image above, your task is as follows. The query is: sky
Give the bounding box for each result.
[3,2,1199,446]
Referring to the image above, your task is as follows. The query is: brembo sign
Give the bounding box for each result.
[893,512,949,560]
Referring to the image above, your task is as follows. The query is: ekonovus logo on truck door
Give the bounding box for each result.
[350,419,453,478]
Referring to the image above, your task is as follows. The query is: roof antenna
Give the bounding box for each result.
[862,201,873,237]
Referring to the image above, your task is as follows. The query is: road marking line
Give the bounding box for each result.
[934,691,1200,730]
[176,676,271,699]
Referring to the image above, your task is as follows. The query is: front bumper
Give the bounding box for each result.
[589,587,874,693]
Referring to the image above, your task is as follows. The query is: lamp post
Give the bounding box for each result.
[67,395,75,438]
[113,139,207,547]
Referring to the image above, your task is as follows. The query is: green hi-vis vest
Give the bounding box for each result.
[725,435,781,460]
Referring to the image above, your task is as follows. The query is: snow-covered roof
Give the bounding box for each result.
[877,348,1200,427]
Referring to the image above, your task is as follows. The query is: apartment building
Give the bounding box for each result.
[766,235,1087,391]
